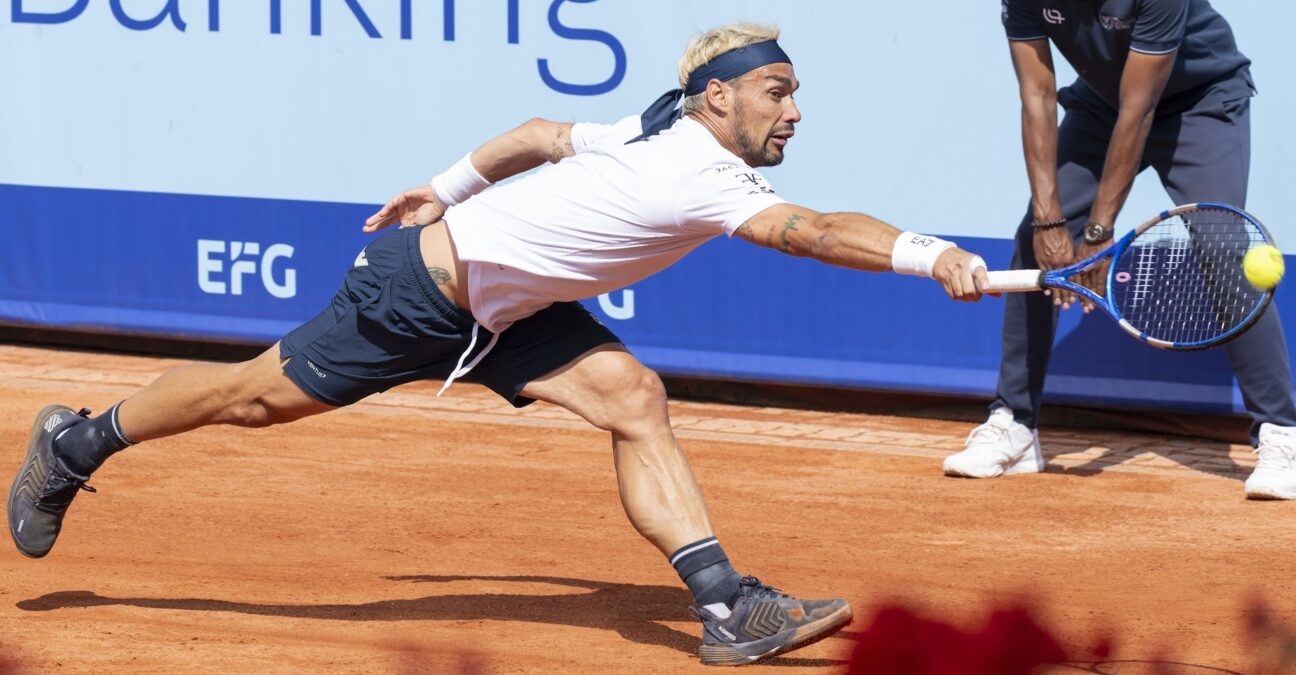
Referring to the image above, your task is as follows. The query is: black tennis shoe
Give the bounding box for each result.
[8,405,96,558]
[692,576,852,666]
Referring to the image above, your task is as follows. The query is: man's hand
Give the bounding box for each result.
[1071,241,1109,313]
[363,185,448,233]
[932,248,991,302]
[1032,225,1074,270]
[1032,225,1077,308]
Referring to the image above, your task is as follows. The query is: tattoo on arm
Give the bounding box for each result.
[778,214,805,252]
[549,128,574,164]
[427,267,451,285]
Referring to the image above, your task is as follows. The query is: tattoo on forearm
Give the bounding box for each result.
[427,267,451,285]
[550,128,574,164]
[778,214,805,252]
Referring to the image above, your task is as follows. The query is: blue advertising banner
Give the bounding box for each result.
[0,185,370,341]
[0,183,1276,415]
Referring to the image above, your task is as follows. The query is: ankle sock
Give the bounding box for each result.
[669,537,742,613]
[53,402,135,476]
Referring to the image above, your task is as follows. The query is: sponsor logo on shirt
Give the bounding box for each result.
[736,172,776,195]
[1099,14,1133,30]
[1042,8,1065,25]
[719,162,776,195]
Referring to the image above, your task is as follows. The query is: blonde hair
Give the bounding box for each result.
[678,23,781,114]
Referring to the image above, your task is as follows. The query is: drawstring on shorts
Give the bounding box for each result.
[436,321,501,396]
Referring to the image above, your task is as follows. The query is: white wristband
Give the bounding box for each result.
[891,231,956,277]
[430,153,492,207]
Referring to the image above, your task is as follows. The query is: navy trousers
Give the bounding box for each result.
[994,90,1296,444]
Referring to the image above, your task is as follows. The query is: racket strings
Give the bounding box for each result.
[1110,208,1269,345]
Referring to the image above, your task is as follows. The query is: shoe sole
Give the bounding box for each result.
[1244,464,1296,499]
[943,449,1045,479]
[698,601,853,666]
[1245,488,1296,500]
[8,405,74,558]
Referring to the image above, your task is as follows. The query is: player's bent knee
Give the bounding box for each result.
[221,402,275,428]
[597,364,669,428]
[630,367,668,406]
[213,359,330,428]
[599,357,665,400]
[220,397,321,428]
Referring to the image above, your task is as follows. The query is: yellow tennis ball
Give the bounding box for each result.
[1243,244,1285,290]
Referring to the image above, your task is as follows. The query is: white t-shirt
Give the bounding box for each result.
[444,115,786,332]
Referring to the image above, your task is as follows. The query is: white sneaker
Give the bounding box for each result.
[1245,423,1296,500]
[943,408,1043,478]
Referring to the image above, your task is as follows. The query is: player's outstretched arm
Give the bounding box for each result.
[363,117,579,233]
[735,203,988,301]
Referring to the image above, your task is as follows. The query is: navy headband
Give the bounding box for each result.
[627,39,792,143]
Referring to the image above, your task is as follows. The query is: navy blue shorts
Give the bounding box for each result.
[280,225,621,408]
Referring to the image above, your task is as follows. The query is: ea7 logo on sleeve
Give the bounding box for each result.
[197,240,297,299]
[735,171,776,195]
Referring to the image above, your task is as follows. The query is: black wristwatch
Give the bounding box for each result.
[1083,221,1113,245]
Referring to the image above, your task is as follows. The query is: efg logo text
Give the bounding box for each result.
[198,239,297,299]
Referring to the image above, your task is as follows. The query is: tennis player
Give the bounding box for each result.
[10,22,990,665]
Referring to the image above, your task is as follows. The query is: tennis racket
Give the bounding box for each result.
[984,202,1276,351]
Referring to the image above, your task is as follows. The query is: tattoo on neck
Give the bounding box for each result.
[427,266,451,285]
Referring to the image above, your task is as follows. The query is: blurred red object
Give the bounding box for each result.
[847,604,1067,675]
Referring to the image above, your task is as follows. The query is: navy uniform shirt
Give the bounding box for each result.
[1002,0,1253,113]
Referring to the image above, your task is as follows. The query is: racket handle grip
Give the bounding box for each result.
[983,269,1046,293]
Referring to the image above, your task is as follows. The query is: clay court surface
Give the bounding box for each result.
[0,343,1293,674]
